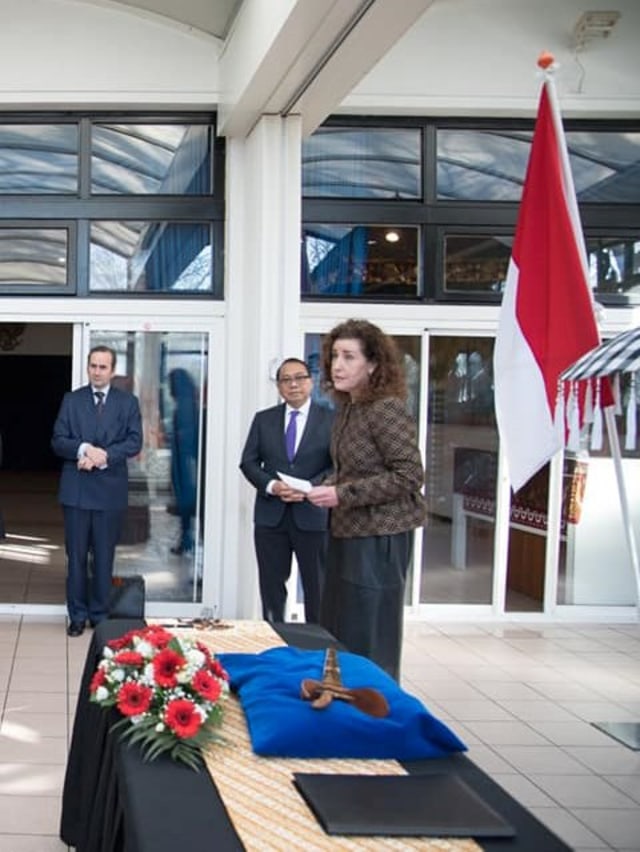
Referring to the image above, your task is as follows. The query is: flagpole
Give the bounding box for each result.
[604,405,640,616]
[541,61,590,282]
[542,55,640,616]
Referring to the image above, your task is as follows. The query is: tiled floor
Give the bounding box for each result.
[0,616,639,851]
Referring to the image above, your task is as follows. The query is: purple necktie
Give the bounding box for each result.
[285,410,299,461]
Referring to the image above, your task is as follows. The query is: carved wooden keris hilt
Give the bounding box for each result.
[300,646,389,718]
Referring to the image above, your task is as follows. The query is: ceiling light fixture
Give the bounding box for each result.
[572,10,621,51]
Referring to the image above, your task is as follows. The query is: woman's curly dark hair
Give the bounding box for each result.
[321,318,406,404]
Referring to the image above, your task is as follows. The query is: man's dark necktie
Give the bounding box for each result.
[95,391,105,415]
[285,410,299,461]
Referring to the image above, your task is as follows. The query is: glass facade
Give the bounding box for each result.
[0,115,220,297]
[302,127,421,199]
[90,222,213,293]
[0,123,78,193]
[0,227,68,288]
[443,234,512,295]
[302,224,419,298]
[91,124,212,195]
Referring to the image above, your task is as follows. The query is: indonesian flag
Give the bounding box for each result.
[493,72,604,493]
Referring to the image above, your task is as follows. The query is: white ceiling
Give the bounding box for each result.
[81,0,243,38]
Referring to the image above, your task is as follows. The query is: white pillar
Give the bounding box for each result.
[220,114,303,618]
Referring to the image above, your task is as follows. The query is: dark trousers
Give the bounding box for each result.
[254,508,327,624]
[63,506,124,625]
[320,531,412,681]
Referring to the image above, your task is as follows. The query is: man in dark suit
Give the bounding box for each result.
[240,358,334,623]
[51,345,142,636]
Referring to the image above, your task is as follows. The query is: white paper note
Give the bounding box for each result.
[277,472,312,493]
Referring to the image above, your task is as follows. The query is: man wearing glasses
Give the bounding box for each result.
[240,358,334,623]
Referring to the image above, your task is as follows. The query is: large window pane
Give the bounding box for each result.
[437,128,640,202]
[302,224,419,298]
[587,236,640,296]
[0,227,68,287]
[0,124,78,193]
[90,222,214,293]
[443,234,512,295]
[437,129,531,201]
[91,124,212,195]
[303,127,421,199]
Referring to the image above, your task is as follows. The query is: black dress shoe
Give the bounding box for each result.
[67,621,85,637]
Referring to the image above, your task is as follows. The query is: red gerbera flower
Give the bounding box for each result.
[113,650,145,667]
[210,659,228,680]
[196,641,213,663]
[165,698,202,739]
[192,669,222,702]
[107,628,138,651]
[89,667,106,693]
[116,682,153,717]
[152,648,185,687]
[143,625,174,649]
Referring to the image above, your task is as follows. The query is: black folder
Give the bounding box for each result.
[293,772,516,838]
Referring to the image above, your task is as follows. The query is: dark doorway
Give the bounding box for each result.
[0,353,70,471]
[0,323,72,607]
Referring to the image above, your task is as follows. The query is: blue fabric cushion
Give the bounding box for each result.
[217,646,467,760]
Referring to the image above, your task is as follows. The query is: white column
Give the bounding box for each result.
[220,114,303,618]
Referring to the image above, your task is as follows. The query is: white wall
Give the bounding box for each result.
[0,0,221,108]
[344,0,640,118]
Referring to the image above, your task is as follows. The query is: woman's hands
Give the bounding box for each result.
[307,485,339,508]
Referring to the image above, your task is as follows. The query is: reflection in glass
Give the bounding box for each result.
[89,330,208,604]
[0,124,78,193]
[91,124,212,195]
[303,127,421,199]
[437,129,640,203]
[587,237,640,296]
[302,224,419,298]
[444,234,512,294]
[437,129,531,201]
[89,222,213,293]
[422,337,497,605]
[0,228,67,286]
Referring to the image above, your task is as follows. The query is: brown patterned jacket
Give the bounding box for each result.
[324,396,427,538]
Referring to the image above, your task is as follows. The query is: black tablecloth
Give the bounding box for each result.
[61,619,570,852]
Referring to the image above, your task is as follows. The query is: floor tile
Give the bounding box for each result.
[498,745,592,774]
[528,720,617,747]
[463,719,549,746]
[0,837,68,851]
[4,692,68,715]
[604,774,640,805]
[0,735,67,764]
[1,711,68,739]
[566,746,640,775]
[528,773,638,808]
[0,794,62,834]
[0,762,65,795]
[528,805,612,849]
[571,807,640,849]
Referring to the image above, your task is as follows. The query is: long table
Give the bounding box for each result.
[61,619,570,852]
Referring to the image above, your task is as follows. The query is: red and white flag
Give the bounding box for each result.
[493,66,604,493]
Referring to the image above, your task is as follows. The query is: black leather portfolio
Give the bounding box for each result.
[293,772,516,838]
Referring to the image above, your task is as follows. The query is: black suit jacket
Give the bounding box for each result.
[51,384,143,511]
[240,401,334,531]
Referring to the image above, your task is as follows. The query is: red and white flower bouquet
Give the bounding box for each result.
[89,624,229,770]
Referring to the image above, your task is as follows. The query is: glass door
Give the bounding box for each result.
[421,334,499,606]
[86,325,213,612]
